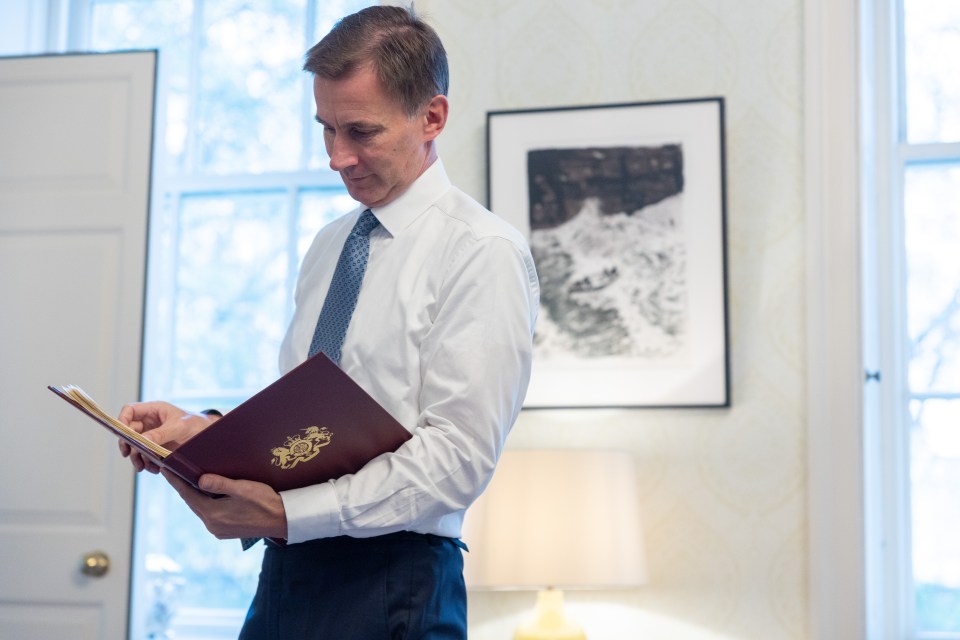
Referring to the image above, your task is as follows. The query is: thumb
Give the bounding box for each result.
[141,422,183,446]
[198,473,237,496]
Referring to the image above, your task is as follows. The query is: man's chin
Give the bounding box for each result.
[345,184,381,209]
[349,190,391,210]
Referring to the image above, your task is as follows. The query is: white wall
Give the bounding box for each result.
[418,0,814,637]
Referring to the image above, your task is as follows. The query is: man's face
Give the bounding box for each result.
[313,66,442,209]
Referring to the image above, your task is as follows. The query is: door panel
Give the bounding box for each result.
[0,51,155,640]
[0,603,101,640]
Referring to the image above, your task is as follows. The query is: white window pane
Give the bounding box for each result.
[173,192,290,398]
[90,0,194,175]
[904,0,960,143]
[911,399,960,632]
[131,474,264,640]
[297,189,357,261]
[904,163,960,393]
[311,0,370,41]
[195,0,307,174]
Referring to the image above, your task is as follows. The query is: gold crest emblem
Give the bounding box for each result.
[271,426,332,470]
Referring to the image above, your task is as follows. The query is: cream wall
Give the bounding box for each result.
[415,1,809,638]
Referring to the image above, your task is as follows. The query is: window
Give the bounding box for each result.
[867,0,960,636]
[72,1,371,637]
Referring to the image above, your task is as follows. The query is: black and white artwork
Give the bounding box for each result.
[527,144,687,361]
[488,99,729,408]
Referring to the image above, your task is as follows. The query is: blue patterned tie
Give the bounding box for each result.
[308,209,380,363]
[241,210,379,552]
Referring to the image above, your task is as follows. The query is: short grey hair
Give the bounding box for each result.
[303,5,449,117]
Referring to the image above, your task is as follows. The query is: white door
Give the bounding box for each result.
[0,51,155,640]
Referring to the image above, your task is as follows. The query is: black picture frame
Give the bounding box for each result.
[487,98,730,408]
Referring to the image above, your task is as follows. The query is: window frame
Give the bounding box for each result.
[862,0,914,635]
[64,0,349,410]
[864,0,960,637]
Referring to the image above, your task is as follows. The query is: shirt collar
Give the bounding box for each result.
[370,158,451,237]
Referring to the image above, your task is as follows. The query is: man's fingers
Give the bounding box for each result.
[127,450,160,473]
[197,473,232,496]
[139,424,170,445]
[159,471,286,540]
[118,404,134,426]
[161,469,197,496]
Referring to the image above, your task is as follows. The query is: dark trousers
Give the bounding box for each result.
[238,532,467,640]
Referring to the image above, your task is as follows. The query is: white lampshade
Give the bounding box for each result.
[463,449,648,590]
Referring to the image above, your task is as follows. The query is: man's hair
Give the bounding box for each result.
[303,5,449,117]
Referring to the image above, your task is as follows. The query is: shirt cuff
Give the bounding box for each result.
[279,481,341,544]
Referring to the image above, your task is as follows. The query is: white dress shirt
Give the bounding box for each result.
[278,159,540,544]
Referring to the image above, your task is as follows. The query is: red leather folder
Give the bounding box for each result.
[49,353,412,494]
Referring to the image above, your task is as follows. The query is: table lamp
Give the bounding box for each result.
[463,449,648,640]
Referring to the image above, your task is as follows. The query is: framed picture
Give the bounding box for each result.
[487,98,729,408]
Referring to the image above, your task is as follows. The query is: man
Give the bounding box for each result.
[119,5,539,640]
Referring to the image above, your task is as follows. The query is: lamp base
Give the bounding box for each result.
[513,589,586,640]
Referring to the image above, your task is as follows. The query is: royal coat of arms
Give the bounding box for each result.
[271,426,332,470]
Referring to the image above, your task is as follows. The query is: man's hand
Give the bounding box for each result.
[162,470,288,540]
[117,401,217,473]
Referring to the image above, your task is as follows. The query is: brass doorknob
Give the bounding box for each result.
[80,551,110,577]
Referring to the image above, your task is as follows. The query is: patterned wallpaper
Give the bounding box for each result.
[413,0,808,637]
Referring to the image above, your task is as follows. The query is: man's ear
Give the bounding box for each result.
[422,94,449,141]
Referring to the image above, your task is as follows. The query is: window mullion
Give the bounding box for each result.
[889,3,918,633]
[165,169,343,195]
[59,0,87,51]
[301,0,318,169]
[142,186,184,403]
[865,0,916,636]
[901,142,960,163]
[285,186,300,329]
[185,0,204,175]
[911,391,960,401]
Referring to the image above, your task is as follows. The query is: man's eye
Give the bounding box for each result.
[352,129,374,140]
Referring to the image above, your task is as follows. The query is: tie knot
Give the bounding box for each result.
[352,209,380,237]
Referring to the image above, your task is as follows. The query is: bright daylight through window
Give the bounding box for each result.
[84,1,370,638]
[898,0,960,635]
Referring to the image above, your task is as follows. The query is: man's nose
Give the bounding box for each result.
[328,136,357,171]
